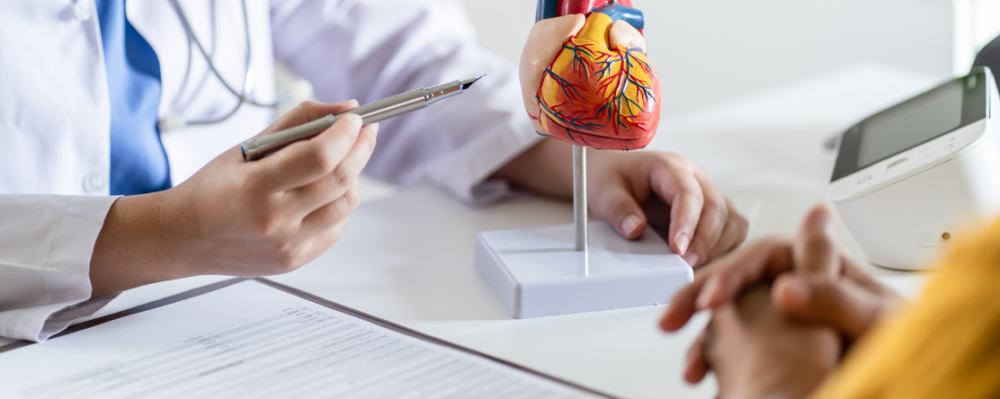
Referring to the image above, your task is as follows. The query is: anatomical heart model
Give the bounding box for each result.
[472,1,688,320]
[521,0,661,150]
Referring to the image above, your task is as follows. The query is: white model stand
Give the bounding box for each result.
[474,146,693,319]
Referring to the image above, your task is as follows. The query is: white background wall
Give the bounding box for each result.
[277,0,1000,118]
[458,0,997,116]
[270,0,999,199]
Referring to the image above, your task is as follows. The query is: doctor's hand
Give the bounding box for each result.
[494,139,748,267]
[89,100,378,297]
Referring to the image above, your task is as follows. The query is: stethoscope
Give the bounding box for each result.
[158,0,298,132]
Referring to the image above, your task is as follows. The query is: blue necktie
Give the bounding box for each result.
[95,0,172,196]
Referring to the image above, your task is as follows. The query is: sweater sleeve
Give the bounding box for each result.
[809,217,1000,399]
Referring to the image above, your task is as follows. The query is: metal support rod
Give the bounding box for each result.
[573,145,588,252]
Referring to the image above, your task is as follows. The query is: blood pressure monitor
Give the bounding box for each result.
[828,67,1000,270]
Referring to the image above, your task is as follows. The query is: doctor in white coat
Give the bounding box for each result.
[0,0,748,342]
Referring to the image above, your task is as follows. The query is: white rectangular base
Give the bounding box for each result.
[474,222,693,319]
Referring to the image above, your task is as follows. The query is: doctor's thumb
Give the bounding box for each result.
[593,187,647,240]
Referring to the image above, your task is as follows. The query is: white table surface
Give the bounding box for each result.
[0,63,942,399]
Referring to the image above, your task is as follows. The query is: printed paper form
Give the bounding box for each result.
[0,280,604,399]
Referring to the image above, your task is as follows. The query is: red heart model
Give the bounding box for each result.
[521,0,661,150]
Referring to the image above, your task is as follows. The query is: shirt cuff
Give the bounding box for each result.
[0,195,119,341]
[37,295,119,341]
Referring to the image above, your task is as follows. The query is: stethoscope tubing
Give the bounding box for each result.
[172,0,291,126]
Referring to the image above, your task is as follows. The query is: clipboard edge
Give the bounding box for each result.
[1,277,617,398]
[254,278,616,399]
[0,278,249,355]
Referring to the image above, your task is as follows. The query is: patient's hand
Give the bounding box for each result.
[704,284,841,399]
[662,205,902,383]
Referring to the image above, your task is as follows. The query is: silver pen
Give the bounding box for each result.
[242,75,485,161]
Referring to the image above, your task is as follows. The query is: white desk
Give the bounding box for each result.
[0,63,940,399]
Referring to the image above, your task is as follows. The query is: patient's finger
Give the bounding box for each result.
[772,274,890,340]
[659,238,792,332]
[794,205,840,278]
[684,328,710,384]
[839,252,895,297]
[692,240,793,310]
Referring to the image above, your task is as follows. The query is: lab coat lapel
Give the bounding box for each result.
[0,0,110,195]
[125,0,275,185]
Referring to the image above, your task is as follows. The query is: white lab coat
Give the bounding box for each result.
[0,0,539,341]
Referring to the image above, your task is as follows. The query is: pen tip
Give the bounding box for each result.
[460,75,486,90]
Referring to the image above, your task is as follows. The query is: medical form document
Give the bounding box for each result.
[0,279,607,399]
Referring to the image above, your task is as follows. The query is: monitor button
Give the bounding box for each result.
[918,147,933,161]
[853,171,874,188]
[886,157,909,176]
[917,229,952,247]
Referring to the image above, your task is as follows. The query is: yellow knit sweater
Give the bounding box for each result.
[809,217,1000,399]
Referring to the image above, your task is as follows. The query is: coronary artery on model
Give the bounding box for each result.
[521,0,661,150]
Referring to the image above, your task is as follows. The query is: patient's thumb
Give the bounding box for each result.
[794,204,840,278]
[772,274,884,340]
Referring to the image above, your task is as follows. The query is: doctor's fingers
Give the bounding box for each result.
[256,114,365,192]
[648,156,704,259]
[705,199,749,263]
[285,123,378,215]
[659,239,793,332]
[299,219,352,270]
[682,174,731,268]
[590,180,648,240]
[257,100,360,136]
[298,180,361,238]
[269,218,351,273]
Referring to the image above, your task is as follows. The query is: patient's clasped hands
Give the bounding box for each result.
[661,205,903,398]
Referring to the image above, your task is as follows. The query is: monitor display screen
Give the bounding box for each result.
[830,71,988,182]
[857,81,964,168]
